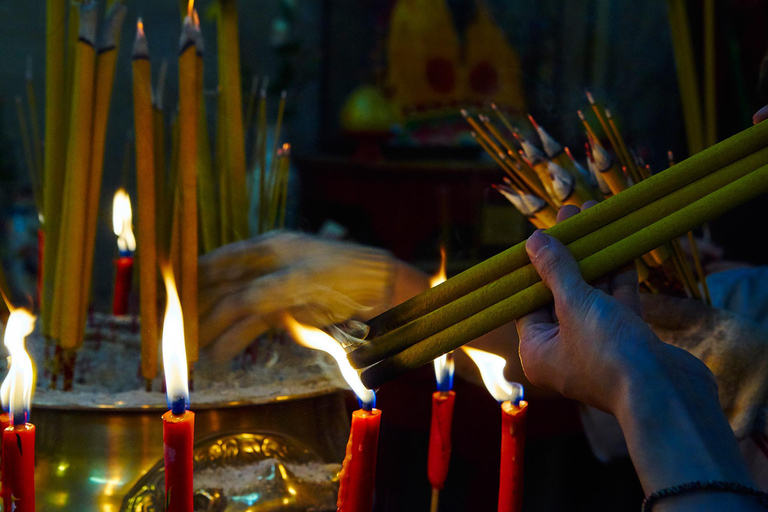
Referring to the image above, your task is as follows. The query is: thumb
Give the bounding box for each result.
[526,230,590,300]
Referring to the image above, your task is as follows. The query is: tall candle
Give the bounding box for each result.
[112,188,136,315]
[161,268,194,512]
[284,316,381,512]
[499,400,527,512]
[428,248,456,509]
[0,309,37,512]
[462,346,526,512]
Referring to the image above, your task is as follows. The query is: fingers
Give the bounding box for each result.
[526,230,589,301]
[754,104,768,125]
[516,306,554,339]
[206,316,271,363]
[556,204,581,223]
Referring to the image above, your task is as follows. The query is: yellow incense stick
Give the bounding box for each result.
[192,10,218,253]
[255,86,268,232]
[179,13,199,366]
[132,19,160,388]
[215,93,231,245]
[605,109,642,184]
[687,231,712,304]
[360,163,768,386]
[363,119,768,340]
[153,59,168,236]
[78,2,127,344]
[219,0,248,240]
[277,145,291,229]
[52,1,97,349]
[41,0,67,335]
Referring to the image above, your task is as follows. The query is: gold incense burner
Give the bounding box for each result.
[33,391,349,511]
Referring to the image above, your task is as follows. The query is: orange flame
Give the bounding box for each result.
[429,246,447,288]
[283,315,374,406]
[187,0,194,18]
[137,18,144,37]
[112,188,136,253]
[461,346,523,403]
[431,247,453,387]
[161,266,189,406]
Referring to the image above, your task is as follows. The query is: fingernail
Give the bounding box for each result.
[526,230,550,261]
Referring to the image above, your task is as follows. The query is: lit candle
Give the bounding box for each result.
[462,346,527,512]
[0,308,37,512]
[428,247,456,512]
[112,188,136,315]
[161,268,194,512]
[284,316,380,512]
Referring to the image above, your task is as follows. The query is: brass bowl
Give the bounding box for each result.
[33,390,350,511]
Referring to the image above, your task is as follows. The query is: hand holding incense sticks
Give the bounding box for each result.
[353,119,768,387]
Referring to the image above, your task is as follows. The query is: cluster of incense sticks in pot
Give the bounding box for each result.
[10,0,294,392]
[466,93,711,303]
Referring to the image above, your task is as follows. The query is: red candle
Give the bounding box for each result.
[498,400,527,512]
[338,408,382,512]
[0,412,8,502]
[160,265,194,511]
[428,390,455,492]
[113,255,134,315]
[2,423,35,512]
[0,413,9,432]
[163,407,195,512]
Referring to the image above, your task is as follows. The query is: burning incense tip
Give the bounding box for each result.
[605,108,613,119]
[586,90,596,105]
[25,56,33,81]
[137,18,145,37]
[192,9,200,28]
[490,102,498,111]
[281,90,287,100]
[187,0,194,18]
[460,109,469,118]
[527,113,539,130]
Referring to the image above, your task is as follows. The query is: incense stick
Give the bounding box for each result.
[363,119,768,340]
[350,145,768,368]
[360,162,768,386]
[25,57,43,195]
[132,19,160,389]
[15,97,41,216]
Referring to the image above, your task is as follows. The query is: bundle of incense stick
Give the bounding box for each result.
[350,119,768,387]
[468,94,705,300]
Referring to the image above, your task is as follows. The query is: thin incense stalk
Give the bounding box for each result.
[472,133,529,193]
[244,74,259,135]
[360,163,768,387]
[350,146,768,368]
[179,15,199,366]
[363,119,768,340]
[220,0,248,240]
[277,144,291,229]
[41,0,67,335]
[577,110,599,142]
[587,92,628,172]
[215,93,230,245]
[15,97,42,215]
[670,238,701,300]
[668,0,705,154]
[256,87,268,233]
[266,91,287,229]
[133,19,159,387]
[490,103,517,138]
[153,59,168,236]
[79,2,127,343]
[605,109,642,184]
[193,13,219,254]
[704,0,716,147]
[687,231,712,305]
[25,57,44,193]
[53,1,97,349]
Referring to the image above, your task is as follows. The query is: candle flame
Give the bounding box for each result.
[430,247,454,390]
[283,315,375,408]
[461,346,523,404]
[161,266,189,409]
[112,188,136,253]
[0,308,36,419]
[187,0,194,18]
[137,18,144,37]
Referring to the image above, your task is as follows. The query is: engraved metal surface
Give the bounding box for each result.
[121,431,339,512]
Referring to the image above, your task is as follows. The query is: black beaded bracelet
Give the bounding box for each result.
[642,480,768,511]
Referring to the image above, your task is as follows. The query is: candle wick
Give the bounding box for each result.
[12,410,27,426]
[171,395,187,415]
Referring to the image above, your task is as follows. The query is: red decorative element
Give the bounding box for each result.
[428,391,455,490]
[37,229,44,308]
[113,256,134,315]
[0,413,9,502]
[498,400,527,512]
[2,424,36,512]
[337,408,382,512]
[469,61,500,95]
[163,410,195,512]
[426,57,456,94]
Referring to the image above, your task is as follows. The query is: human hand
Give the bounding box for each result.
[515,204,714,416]
[754,104,768,124]
[198,231,395,363]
